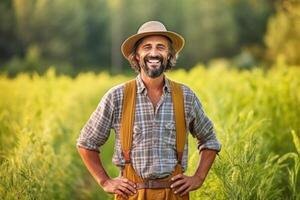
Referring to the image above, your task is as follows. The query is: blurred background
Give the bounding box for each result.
[0,0,300,200]
[0,0,299,76]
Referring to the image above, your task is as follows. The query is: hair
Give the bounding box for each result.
[127,35,177,73]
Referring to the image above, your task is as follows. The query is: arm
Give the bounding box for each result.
[170,149,217,196]
[76,89,136,198]
[77,146,110,186]
[77,146,136,199]
[193,149,217,181]
[170,91,221,196]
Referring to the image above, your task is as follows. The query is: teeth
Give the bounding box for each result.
[148,59,160,63]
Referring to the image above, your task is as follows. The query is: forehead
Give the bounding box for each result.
[138,35,170,46]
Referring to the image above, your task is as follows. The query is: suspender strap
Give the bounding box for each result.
[169,79,187,164]
[120,79,137,163]
[120,78,186,165]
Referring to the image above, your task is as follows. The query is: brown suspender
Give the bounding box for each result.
[169,80,186,163]
[120,78,187,167]
[120,80,137,164]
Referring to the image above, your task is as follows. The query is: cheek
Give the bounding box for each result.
[161,51,169,57]
[136,54,143,62]
[138,55,144,62]
[163,53,169,60]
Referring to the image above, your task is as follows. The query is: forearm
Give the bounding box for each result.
[170,149,218,195]
[193,149,217,181]
[77,146,110,186]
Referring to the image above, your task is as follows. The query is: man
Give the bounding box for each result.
[76,21,221,200]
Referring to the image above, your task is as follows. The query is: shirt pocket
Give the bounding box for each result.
[132,124,143,148]
[163,121,176,148]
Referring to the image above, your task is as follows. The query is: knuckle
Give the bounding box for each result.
[130,181,135,186]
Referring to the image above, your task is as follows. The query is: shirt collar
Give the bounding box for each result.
[136,74,171,94]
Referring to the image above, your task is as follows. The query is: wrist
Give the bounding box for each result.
[98,176,110,187]
[193,173,205,183]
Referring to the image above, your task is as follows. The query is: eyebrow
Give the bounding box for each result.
[142,43,167,47]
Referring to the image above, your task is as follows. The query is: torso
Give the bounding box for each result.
[147,90,163,110]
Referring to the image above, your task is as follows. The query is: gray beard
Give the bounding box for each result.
[141,62,165,78]
[139,55,168,78]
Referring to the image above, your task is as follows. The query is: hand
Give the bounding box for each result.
[101,176,137,199]
[170,174,204,197]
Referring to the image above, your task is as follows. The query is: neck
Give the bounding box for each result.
[140,71,164,92]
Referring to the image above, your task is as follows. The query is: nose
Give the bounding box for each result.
[149,48,159,57]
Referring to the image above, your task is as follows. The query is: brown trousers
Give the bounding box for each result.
[114,164,189,200]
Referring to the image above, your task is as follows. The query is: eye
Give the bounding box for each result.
[157,45,166,50]
[142,45,151,50]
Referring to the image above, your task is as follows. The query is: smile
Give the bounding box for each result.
[147,59,161,64]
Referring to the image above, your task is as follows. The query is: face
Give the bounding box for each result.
[135,35,170,78]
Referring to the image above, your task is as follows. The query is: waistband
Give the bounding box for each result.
[136,179,172,189]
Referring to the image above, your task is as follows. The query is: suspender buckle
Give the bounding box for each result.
[177,152,183,164]
[123,150,131,164]
[125,159,131,164]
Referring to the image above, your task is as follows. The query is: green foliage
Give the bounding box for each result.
[1,65,299,199]
[13,0,87,63]
[0,69,127,199]
[0,0,274,74]
[277,130,300,200]
[264,0,300,65]
[182,0,238,64]
[1,45,75,76]
[170,65,300,199]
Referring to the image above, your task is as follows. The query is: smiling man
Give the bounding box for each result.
[76,21,221,200]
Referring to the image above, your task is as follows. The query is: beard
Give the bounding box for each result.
[138,54,168,78]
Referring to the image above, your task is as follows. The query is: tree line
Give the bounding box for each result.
[0,0,299,76]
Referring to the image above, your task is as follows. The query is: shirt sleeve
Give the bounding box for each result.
[76,89,114,153]
[189,92,221,154]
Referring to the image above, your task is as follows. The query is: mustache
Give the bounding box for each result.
[144,55,163,62]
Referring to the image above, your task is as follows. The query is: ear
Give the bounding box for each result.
[135,54,140,61]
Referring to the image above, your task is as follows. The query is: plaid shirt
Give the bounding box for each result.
[76,74,221,179]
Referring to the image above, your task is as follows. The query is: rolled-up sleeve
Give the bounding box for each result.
[76,90,114,153]
[189,93,221,154]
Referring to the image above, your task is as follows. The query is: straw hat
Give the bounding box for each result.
[121,21,185,59]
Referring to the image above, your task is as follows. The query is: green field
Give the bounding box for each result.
[0,65,299,200]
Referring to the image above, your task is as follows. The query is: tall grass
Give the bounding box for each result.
[0,65,299,199]
[179,64,300,200]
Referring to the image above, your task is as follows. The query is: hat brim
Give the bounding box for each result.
[121,31,185,59]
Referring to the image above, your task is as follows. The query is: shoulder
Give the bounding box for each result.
[180,83,195,97]
[173,81,206,109]
[105,82,125,97]
[105,78,138,95]
[98,82,126,107]
[171,81,196,103]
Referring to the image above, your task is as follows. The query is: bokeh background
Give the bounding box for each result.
[0,0,299,75]
[0,0,299,199]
